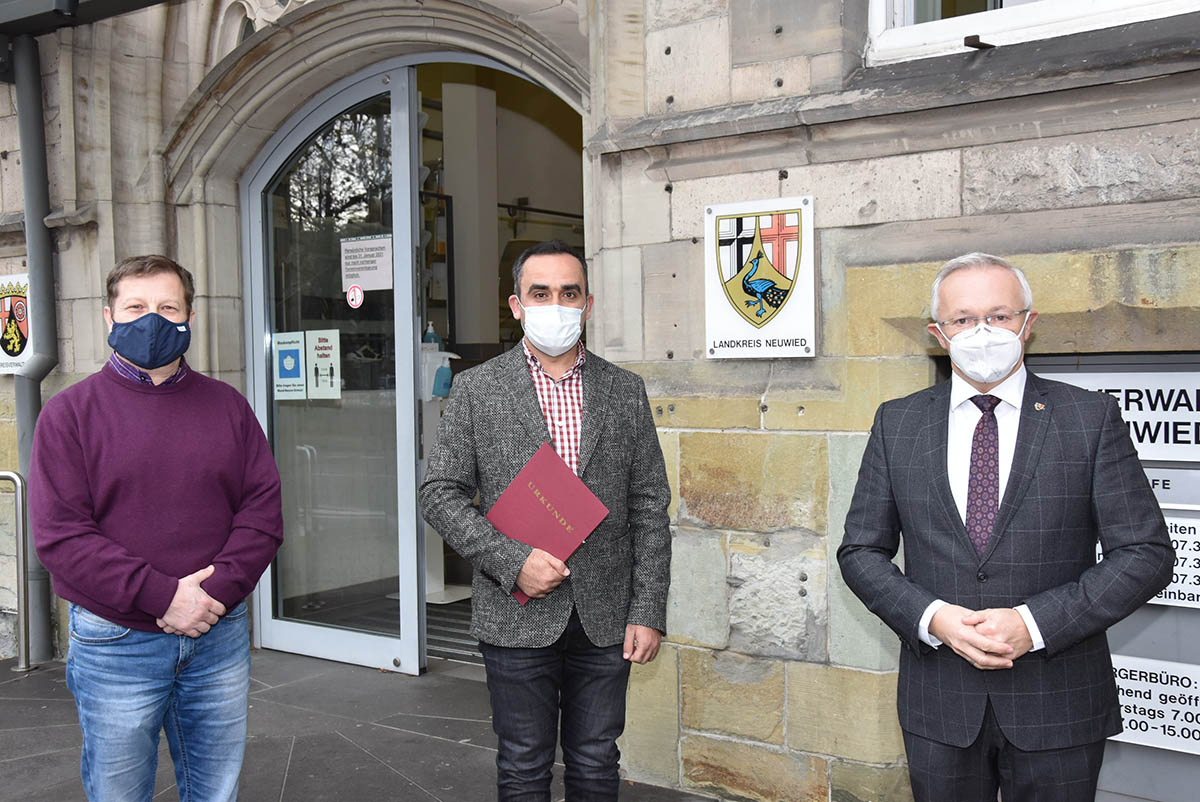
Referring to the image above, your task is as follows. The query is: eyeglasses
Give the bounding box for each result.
[935,308,1030,335]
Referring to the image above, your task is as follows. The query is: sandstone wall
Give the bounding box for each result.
[589,3,1200,800]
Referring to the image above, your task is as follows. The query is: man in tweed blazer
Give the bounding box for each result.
[420,240,671,802]
[838,253,1172,802]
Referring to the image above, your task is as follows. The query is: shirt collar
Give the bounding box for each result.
[950,363,1026,412]
[522,340,586,380]
[107,352,189,386]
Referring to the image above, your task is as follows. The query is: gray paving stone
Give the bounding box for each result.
[0,653,713,802]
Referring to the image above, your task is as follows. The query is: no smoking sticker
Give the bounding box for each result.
[346,284,364,309]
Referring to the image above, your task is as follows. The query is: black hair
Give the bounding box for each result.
[511,240,588,299]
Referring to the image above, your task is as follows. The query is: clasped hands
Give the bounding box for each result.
[157,564,226,638]
[929,604,1033,670]
[516,547,661,664]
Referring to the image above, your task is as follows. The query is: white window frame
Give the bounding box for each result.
[868,0,1200,65]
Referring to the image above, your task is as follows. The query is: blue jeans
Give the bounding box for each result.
[65,601,251,802]
[480,611,632,802]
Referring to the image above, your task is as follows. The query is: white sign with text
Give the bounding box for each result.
[1035,369,1200,462]
[1111,654,1200,755]
[340,235,393,292]
[272,331,307,400]
[305,329,341,400]
[704,197,815,359]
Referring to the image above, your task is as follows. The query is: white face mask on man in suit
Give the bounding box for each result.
[517,300,583,357]
[938,313,1030,385]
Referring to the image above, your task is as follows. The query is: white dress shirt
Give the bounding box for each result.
[918,365,1046,651]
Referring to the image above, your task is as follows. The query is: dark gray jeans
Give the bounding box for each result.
[480,610,632,802]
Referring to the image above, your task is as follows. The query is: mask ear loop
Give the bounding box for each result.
[1014,309,1031,339]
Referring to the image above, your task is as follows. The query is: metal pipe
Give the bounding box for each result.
[13,34,59,666]
[1,471,32,671]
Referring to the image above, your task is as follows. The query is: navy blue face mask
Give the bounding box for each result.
[107,313,191,370]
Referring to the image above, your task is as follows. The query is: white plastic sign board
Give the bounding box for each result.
[1111,654,1200,755]
[1035,368,1200,462]
[704,197,815,359]
[340,235,392,292]
[1145,466,1200,511]
[305,329,341,400]
[272,332,307,400]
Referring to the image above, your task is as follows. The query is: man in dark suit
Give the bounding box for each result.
[419,240,671,802]
[838,252,1173,802]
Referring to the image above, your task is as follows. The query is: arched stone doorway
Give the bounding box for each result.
[162,0,587,673]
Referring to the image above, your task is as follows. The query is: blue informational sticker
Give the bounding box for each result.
[278,348,301,378]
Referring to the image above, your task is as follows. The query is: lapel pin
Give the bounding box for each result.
[1034,402,1045,411]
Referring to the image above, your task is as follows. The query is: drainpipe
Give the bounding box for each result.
[12,33,59,666]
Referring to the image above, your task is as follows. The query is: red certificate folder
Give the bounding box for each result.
[486,443,610,605]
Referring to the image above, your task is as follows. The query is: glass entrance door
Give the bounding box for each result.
[242,65,422,673]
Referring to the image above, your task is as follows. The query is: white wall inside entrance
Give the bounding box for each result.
[444,83,500,345]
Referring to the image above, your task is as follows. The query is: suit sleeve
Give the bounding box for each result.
[624,377,672,633]
[419,375,532,591]
[837,404,939,654]
[1023,394,1173,656]
[201,403,285,609]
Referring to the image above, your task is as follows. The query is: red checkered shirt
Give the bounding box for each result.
[524,341,586,475]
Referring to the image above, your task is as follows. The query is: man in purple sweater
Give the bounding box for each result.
[30,255,283,802]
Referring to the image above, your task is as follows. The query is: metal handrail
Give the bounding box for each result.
[0,470,32,672]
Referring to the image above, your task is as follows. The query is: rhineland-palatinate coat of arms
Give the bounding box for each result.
[716,210,801,328]
[0,280,29,358]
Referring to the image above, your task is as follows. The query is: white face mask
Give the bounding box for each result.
[518,301,583,357]
[939,314,1029,385]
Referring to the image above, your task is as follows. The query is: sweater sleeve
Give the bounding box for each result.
[30,398,179,618]
[200,399,284,609]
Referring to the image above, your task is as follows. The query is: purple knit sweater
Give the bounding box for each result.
[30,362,283,631]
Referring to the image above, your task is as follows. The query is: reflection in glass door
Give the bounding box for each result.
[267,96,401,636]
[243,64,421,673]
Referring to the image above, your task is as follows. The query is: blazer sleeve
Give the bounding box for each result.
[1023,394,1174,656]
[837,404,939,654]
[624,377,672,633]
[418,375,532,592]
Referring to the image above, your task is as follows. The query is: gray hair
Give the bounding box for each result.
[930,252,1033,321]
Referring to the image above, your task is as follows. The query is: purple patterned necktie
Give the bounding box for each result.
[966,394,1001,556]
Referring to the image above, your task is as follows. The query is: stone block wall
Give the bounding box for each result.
[591,4,1200,800]
[0,77,20,655]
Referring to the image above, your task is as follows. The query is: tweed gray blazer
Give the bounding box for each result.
[419,345,671,649]
[838,371,1173,750]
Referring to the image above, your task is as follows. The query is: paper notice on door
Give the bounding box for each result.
[341,234,393,292]
[305,329,341,399]
[272,331,307,400]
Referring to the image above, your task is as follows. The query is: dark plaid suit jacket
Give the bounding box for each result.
[838,370,1173,750]
[419,345,671,649]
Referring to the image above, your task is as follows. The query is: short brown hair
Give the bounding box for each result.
[106,255,195,313]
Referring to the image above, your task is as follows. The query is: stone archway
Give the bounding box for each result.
[158,0,588,375]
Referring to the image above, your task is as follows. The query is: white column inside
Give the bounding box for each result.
[442,82,500,344]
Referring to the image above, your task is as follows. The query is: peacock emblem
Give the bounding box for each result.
[741,250,787,318]
[717,212,798,328]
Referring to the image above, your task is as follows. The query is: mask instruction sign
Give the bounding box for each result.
[704,197,815,359]
[1111,654,1200,755]
[272,332,307,400]
[0,273,32,374]
[340,235,393,292]
[306,329,341,400]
